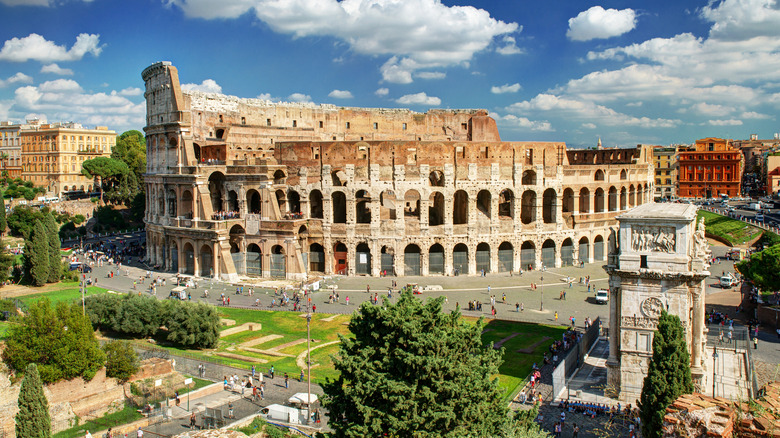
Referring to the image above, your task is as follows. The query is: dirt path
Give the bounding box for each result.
[296,340,341,369]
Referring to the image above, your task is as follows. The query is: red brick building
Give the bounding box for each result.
[678,137,743,198]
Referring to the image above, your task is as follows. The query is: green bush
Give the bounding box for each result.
[265,425,286,438]
[3,298,105,383]
[163,301,220,349]
[103,341,139,382]
[236,417,267,436]
[73,215,85,225]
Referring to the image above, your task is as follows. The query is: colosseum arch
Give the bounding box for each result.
[228,190,239,212]
[498,189,514,218]
[168,189,177,217]
[541,239,556,268]
[579,188,590,213]
[331,170,347,187]
[380,190,397,220]
[521,190,537,224]
[429,243,445,274]
[334,242,348,274]
[498,241,513,272]
[520,241,535,270]
[452,243,469,275]
[429,170,445,187]
[355,242,372,275]
[247,189,261,215]
[183,242,195,275]
[628,185,636,208]
[620,187,627,210]
[404,244,422,276]
[578,237,589,264]
[332,191,347,223]
[356,190,372,223]
[309,190,323,219]
[477,190,491,220]
[595,169,605,181]
[273,169,286,185]
[199,244,213,277]
[429,192,445,226]
[453,190,468,225]
[275,189,287,214]
[309,243,325,273]
[594,188,605,212]
[543,188,556,223]
[288,190,301,214]
[404,189,421,219]
[608,186,618,212]
[208,172,226,212]
[380,246,395,275]
[594,235,605,261]
[562,188,574,213]
[476,242,490,273]
[561,238,574,266]
[522,170,537,185]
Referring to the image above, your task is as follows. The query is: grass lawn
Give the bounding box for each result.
[479,318,567,400]
[698,210,763,246]
[53,404,143,438]
[0,320,10,339]
[14,284,110,307]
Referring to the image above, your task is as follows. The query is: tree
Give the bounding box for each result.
[104,341,139,382]
[3,298,106,383]
[81,157,130,204]
[163,301,220,349]
[22,220,49,287]
[0,190,7,236]
[15,363,51,438]
[639,311,693,438]
[737,243,780,291]
[112,130,146,189]
[0,239,14,283]
[44,213,61,283]
[7,205,47,239]
[322,290,510,437]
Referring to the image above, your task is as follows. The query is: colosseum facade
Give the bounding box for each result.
[143,61,654,282]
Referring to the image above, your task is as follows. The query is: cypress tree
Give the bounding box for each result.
[23,220,49,287]
[16,363,51,438]
[44,213,61,283]
[0,192,7,236]
[639,311,693,438]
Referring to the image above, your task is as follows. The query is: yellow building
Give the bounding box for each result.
[20,122,116,197]
[652,145,678,200]
[0,120,26,178]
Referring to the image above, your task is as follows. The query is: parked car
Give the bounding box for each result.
[595,289,609,304]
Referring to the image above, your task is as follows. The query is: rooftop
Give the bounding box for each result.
[618,202,698,221]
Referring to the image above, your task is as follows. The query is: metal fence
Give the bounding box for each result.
[551,317,602,400]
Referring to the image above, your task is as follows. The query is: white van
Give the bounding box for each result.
[595,289,609,304]
[259,404,310,425]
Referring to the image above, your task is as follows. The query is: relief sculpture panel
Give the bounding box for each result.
[631,226,676,253]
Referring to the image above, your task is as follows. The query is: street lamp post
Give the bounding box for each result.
[712,348,719,397]
[306,297,312,419]
[540,275,544,311]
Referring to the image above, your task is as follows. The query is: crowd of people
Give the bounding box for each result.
[212,211,240,220]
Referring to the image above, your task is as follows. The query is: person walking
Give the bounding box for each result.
[555,311,558,322]
[190,412,197,429]
[285,372,289,388]
[754,336,758,349]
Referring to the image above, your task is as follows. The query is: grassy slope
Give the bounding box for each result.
[698,210,763,246]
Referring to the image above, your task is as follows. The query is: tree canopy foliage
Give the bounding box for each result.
[323,290,529,437]
[3,298,106,384]
[639,311,693,438]
[737,243,780,291]
[81,157,135,204]
[0,177,45,201]
[16,363,51,438]
[23,220,49,287]
[112,130,146,188]
[104,340,140,383]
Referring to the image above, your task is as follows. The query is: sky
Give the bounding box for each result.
[0,0,778,148]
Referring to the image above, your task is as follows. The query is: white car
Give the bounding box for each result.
[595,289,609,304]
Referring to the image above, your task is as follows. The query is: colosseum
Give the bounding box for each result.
[142,62,654,282]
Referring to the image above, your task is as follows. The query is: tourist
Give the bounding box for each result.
[190,412,196,429]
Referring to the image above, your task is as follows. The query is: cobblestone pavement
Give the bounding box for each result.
[537,403,639,438]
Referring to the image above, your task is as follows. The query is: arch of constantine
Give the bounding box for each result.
[142,62,655,281]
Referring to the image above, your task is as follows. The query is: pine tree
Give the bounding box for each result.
[639,311,693,438]
[16,363,51,438]
[22,220,49,287]
[44,213,61,283]
[0,191,7,236]
[323,290,511,437]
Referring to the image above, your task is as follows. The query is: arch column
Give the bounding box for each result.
[573,193,580,216]
[192,184,200,221]
[193,242,200,277]
[554,240,562,268]
[421,246,429,276]
[534,240,542,270]
[213,241,220,279]
[444,243,454,276]
[467,244,476,276]
[419,199,429,231]
[371,241,381,277]
[177,237,184,274]
[556,193,563,225]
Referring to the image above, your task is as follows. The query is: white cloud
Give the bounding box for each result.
[328,89,353,99]
[708,119,743,126]
[118,87,143,97]
[496,35,524,55]
[491,83,521,94]
[0,33,102,62]
[415,71,445,80]
[396,92,441,106]
[689,102,731,117]
[9,79,145,130]
[508,93,679,128]
[497,114,553,131]
[0,72,32,88]
[288,93,312,103]
[40,63,73,75]
[181,79,222,94]
[257,93,276,101]
[626,101,643,107]
[0,0,93,5]
[167,0,518,83]
[701,0,780,41]
[567,6,636,41]
[582,123,597,129]
[741,111,771,119]
[375,88,389,96]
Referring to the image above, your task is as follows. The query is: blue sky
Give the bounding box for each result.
[0,0,778,148]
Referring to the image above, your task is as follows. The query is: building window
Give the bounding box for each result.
[293,120,297,127]
[319,121,323,128]
[640,255,648,268]
[267,119,271,126]
[346,122,350,129]
[402,123,407,130]
[219,115,223,123]
[241,117,246,125]
[373,122,378,130]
